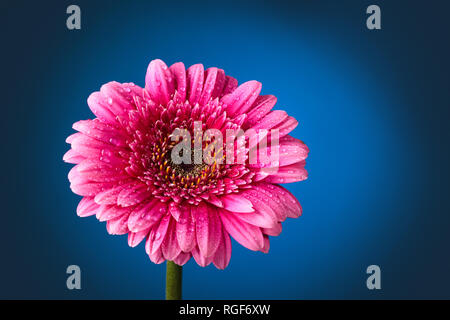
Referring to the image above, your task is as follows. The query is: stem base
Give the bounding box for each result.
[166,261,182,300]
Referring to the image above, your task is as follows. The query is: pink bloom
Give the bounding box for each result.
[64,59,309,269]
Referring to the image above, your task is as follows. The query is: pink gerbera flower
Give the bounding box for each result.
[64,59,309,270]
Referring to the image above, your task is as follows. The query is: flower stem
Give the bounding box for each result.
[166,261,182,300]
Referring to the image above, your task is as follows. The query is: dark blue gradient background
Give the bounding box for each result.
[1,0,449,299]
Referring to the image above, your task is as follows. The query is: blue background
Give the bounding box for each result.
[1,0,449,299]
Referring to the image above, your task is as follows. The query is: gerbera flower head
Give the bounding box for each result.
[64,59,309,269]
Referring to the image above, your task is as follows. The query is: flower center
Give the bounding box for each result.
[125,95,253,204]
[171,160,207,177]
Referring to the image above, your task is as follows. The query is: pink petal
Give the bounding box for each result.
[67,165,83,184]
[69,138,128,167]
[145,59,175,105]
[229,210,276,229]
[272,116,298,138]
[246,185,289,222]
[193,203,222,258]
[146,239,166,264]
[176,206,196,252]
[168,202,182,221]
[96,205,131,222]
[94,184,128,205]
[128,229,150,247]
[147,214,171,255]
[230,190,278,228]
[169,62,187,102]
[68,165,81,183]
[221,81,262,117]
[117,183,150,207]
[87,82,141,124]
[66,133,81,144]
[106,212,130,235]
[261,236,270,253]
[206,194,224,208]
[100,82,135,119]
[277,136,309,166]
[254,183,302,219]
[70,181,110,197]
[75,158,112,172]
[87,92,117,124]
[245,95,277,128]
[265,161,308,184]
[221,194,254,213]
[251,110,288,131]
[69,134,105,159]
[63,149,85,164]
[213,228,232,270]
[220,211,264,251]
[75,159,127,183]
[127,199,166,232]
[192,246,213,267]
[172,251,191,266]
[251,136,309,175]
[161,219,181,261]
[199,68,226,105]
[221,76,238,97]
[262,222,282,236]
[187,64,204,105]
[73,119,127,148]
[76,197,100,217]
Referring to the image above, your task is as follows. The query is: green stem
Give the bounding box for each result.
[166,261,182,300]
